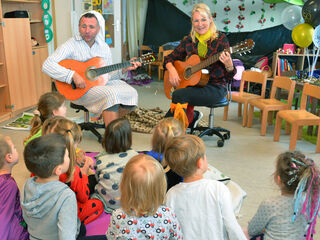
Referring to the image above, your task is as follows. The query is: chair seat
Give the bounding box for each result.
[70,102,89,112]
[232,92,262,102]
[278,110,320,124]
[249,98,288,110]
[209,97,228,108]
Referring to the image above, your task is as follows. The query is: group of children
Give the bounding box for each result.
[1,91,320,240]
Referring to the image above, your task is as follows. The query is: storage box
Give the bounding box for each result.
[283,44,295,54]
[4,10,29,18]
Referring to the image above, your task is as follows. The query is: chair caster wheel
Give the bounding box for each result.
[217,139,224,147]
[223,133,230,140]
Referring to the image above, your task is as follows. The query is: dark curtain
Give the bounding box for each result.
[143,0,191,50]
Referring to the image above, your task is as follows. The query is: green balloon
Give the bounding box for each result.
[283,0,304,6]
[43,11,52,27]
[264,0,284,3]
[41,0,50,11]
[44,27,53,43]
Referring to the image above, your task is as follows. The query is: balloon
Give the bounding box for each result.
[292,23,314,48]
[283,0,304,5]
[281,5,303,30]
[313,25,320,48]
[302,0,320,27]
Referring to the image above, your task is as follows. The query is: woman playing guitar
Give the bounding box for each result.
[164,3,236,130]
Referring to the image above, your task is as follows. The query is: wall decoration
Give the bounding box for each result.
[168,0,290,32]
[42,0,52,43]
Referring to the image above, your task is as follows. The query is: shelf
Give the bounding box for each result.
[32,44,47,50]
[0,62,4,66]
[2,0,41,3]
[30,20,42,24]
[0,83,7,88]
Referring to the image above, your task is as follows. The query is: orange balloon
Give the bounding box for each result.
[292,23,314,48]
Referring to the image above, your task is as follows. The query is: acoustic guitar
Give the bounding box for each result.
[55,53,155,100]
[164,39,255,99]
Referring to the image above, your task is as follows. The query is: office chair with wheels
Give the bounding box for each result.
[191,82,232,147]
[70,102,104,143]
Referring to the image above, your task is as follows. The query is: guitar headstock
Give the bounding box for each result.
[139,52,156,65]
[231,39,255,55]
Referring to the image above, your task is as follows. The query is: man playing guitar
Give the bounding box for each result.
[43,11,141,128]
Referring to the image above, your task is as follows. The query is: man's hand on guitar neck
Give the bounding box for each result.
[166,62,181,87]
[122,57,142,74]
[72,71,86,89]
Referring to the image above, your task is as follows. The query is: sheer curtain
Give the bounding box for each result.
[127,0,148,58]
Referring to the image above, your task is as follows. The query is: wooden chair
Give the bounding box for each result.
[158,49,173,81]
[273,83,320,152]
[247,76,296,135]
[139,45,153,73]
[223,71,268,127]
[148,46,163,80]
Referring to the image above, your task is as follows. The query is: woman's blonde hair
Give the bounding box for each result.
[42,116,81,181]
[190,3,217,42]
[120,154,167,217]
[152,117,184,156]
[25,92,65,143]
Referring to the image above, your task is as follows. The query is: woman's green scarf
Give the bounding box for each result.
[195,29,211,58]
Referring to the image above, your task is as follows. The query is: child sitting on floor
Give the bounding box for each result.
[165,135,246,240]
[0,135,29,240]
[24,92,66,145]
[106,154,183,239]
[247,151,320,240]
[42,116,103,225]
[21,134,78,239]
[93,118,138,212]
[146,117,184,190]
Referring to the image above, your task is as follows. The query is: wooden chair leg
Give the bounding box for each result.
[274,115,282,142]
[238,103,242,117]
[158,67,161,81]
[247,104,254,128]
[298,126,303,140]
[148,65,152,77]
[267,111,273,126]
[242,103,248,127]
[316,125,320,153]
[223,105,229,121]
[289,123,299,151]
[260,110,268,136]
[285,122,290,135]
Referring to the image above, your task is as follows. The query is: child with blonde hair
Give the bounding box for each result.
[165,135,246,240]
[24,91,66,145]
[42,116,103,225]
[248,151,320,240]
[93,118,138,212]
[0,135,29,240]
[146,117,184,189]
[106,154,183,239]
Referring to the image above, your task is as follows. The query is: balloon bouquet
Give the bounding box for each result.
[277,0,320,83]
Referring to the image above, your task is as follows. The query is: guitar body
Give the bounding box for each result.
[164,54,209,99]
[55,57,106,100]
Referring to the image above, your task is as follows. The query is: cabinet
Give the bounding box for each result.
[271,51,318,78]
[0,0,51,122]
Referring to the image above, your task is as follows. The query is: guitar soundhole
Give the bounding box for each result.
[86,69,97,80]
[185,67,192,79]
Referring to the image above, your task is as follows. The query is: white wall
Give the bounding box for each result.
[53,0,72,47]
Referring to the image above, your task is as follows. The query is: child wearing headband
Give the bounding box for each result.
[248,151,320,240]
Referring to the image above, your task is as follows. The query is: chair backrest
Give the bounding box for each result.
[239,71,268,98]
[300,83,320,111]
[270,76,296,106]
[159,49,173,70]
[139,45,152,56]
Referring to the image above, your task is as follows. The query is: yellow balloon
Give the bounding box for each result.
[292,23,314,48]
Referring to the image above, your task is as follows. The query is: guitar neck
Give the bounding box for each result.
[95,60,138,77]
[191,48,231,74]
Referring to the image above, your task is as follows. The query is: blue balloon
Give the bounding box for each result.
[313,25,320,48]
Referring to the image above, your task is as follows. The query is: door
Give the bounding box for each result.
[2,18,37,112]
[74,0,122,64]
